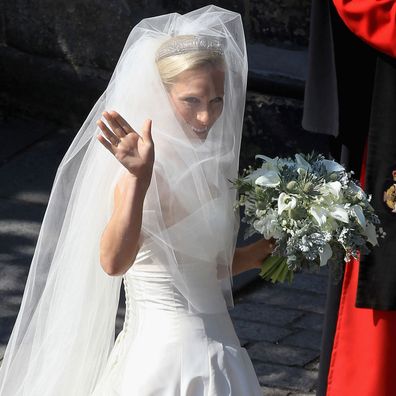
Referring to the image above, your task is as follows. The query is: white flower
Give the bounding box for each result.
[309,205,329,226]
[253,210,283,239]
[295,154,312,173]
[320,181,342,199]
[255,154,280,168]
[321,159,345,173]
[278,193,297,215]
[319,243,333,267]
[255,171,281,187]
[329,204,349,223]
[349,182,367,200]
[351,204,366,228]
[244,168,265,182]
[365,222,379,246]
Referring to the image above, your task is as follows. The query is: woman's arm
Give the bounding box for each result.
[96,111,154,276]
[99,174,147,275]
[232,238,274,276]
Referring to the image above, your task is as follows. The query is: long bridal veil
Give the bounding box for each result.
[0,5,248,395]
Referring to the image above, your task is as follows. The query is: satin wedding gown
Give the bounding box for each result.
[91,240,262,396]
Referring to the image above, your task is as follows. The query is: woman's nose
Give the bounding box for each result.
[196,109,210,125]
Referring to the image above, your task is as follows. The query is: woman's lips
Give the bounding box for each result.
[191,126,209,134]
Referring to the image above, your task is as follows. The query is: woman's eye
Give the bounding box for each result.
[183,97,199,104]
[213,97,223,104]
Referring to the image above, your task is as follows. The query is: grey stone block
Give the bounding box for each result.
[261,386,290,395]
[0,117,57,163]
[279,329,322,351]
[304,357,320,371]
[277,271,328,295]
[247,341,319,367]
[232,319,292,343]
[290,393,316,396]
[254,361,317,392]
[291,312,323,332]
[241,286,326,315]
[0,127,74,202]
[230,302,304,327]
[248,0,311,47]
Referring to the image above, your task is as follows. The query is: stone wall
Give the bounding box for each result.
[1,1,329,165]
[1,1,311,122]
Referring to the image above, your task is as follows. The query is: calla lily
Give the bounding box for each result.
[255,171,281,187]
[321,159,345,173]
[255,155,281,172]
[255,154,279,165]
[295,154,312,174]
[351,205,366,228]
[329,205,349,223]
[278,193,297,215]
[310,205,328,226]
[365,222,379,246]
[245,168,265,182]
[322,181,342,199]
[319,243,333,267]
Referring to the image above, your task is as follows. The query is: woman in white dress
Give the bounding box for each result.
[0,5,272,395]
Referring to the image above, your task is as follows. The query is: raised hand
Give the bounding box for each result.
[96,111,154,189]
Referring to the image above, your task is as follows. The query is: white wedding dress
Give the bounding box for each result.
[91,240,262,396]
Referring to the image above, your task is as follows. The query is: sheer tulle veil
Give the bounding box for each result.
[0,5,248,395]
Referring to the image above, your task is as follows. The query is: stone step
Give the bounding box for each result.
[248,43,307,99]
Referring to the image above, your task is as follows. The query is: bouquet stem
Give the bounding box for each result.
[259,256,294,284]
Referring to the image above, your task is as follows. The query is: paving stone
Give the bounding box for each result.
[247,341,319,367]
[261,386,290,395]
[289,393,316,396]
[277,271,328,295]
[229,302,304,328]
[0,117,57,162]
[279,329,323,351]
[0,128,74,203]
[232,319,293,343]
[305,357,320,371]
[241,286,326,315]
[254,361,317,392]
[291,312,323,332]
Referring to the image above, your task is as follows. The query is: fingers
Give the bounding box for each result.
[141,119,153,144]
[102,111,128,138]
[109,111,137,135]
[96,133,115,155]
[96,119,120,147]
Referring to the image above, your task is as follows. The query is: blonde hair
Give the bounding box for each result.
[156,35,225,88]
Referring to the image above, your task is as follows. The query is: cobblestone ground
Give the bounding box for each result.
[0,117,326,395]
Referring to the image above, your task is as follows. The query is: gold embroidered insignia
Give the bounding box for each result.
[384,170,396,213]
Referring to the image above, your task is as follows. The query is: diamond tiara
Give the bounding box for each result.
[155,35,225,61]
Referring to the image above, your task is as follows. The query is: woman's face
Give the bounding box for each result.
[167,65,225,141]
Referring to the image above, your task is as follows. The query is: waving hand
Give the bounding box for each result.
[96,111,154,189]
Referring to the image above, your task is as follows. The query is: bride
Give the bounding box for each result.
[0,5,273,395]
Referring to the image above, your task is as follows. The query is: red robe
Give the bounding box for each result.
[326,145,396,396]
[333,0,396,58]
[303,2,396,394]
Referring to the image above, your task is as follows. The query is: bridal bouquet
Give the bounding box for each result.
[233,153,384,283]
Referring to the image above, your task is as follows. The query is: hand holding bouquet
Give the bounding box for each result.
[233,153,384,283]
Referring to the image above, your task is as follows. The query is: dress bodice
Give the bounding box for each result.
[122,241,228,319]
